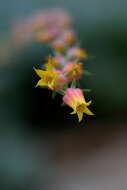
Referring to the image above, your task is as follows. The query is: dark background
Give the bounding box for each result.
[0,0,127,189]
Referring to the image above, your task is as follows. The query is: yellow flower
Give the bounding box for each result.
[34,68,67,90]
[63,88,94,122]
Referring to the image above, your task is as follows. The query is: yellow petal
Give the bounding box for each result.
[70,110,76,115]
[45,63,53,71]
[34,67,45,78]
[77,111,83,122]
[83,107,94,115]
[48,83,54,90]
[85,100,92,106]
[36,79,47,87]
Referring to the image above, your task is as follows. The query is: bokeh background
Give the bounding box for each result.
[0,0,127,189]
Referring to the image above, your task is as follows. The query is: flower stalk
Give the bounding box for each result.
[31,9,94,122]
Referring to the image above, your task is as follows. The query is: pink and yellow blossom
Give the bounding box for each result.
[68,47,88,59]
[63,88,94,122]
[51,38,66,53]
[63,62,83,82]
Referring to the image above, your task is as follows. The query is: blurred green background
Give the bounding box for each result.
[0,0,127,189]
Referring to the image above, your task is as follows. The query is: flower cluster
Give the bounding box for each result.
[12,9,73,46]
[33,9,94,122]
[12,9,94,122]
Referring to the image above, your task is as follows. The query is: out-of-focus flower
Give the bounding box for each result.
[31,13,52,31]
[36,27,60,43]
[63,62,83,81]
[62,30,76,45]
[63,88,94,122]
[51,38,66,53]
[54,55,66,65]
[36,31,52,43]
[50,9,72,28]
[45,56,62,71]
[68,47,88,59]
[35,9,72,29]
[34,68,67,90]
[51,29,76,52]
[11,9,72,46]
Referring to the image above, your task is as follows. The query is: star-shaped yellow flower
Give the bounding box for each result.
[34,68,66,90]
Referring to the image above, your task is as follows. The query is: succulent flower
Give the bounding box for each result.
[63,62,83,82]
[45,56,63,71]
[34,68,67,90]
[68,47,88,59]
[63,88,94,122]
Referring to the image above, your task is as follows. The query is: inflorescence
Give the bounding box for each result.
[13,9,94,122]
